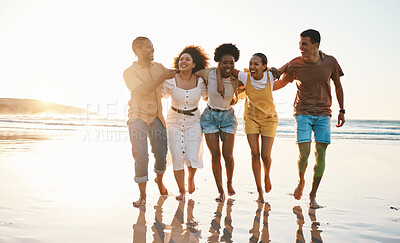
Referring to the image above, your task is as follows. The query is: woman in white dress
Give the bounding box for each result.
[162,46,209,200]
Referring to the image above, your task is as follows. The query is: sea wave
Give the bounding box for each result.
[1,115,399,142]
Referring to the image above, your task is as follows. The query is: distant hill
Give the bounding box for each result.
[0,98,90,115]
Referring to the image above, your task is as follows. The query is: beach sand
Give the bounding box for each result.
[0,127,399,242]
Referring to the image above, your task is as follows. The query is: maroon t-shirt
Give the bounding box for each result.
[282,55,344,116]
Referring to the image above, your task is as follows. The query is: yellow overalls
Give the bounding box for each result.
[243,72,278,137]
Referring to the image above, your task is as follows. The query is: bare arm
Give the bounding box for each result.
[273,78,290,91]
[216,66,224,99]
[333,77,345,127]
[279,62,290,74]
[134,69,176,96]
[216,65,241,99]
[269,67,281,80]
[273,63,291,91]
[231,68,239,78]
[194,68,213,80]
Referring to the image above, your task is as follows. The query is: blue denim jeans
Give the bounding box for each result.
[128,117,167,183]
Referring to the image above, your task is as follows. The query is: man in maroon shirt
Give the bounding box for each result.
[274,29,345,208]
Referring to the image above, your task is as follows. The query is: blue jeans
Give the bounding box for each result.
[295,115,331,144]
[128,117,167,183]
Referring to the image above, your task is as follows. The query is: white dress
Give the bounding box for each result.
[162,77,207,171]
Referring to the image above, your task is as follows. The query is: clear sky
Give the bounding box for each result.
[1,0,399,120]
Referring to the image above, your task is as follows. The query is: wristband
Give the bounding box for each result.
[339,109,345,114]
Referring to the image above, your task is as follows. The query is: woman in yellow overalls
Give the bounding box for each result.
[217,53,278,203]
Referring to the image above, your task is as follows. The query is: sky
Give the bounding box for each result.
[1,0,399,120]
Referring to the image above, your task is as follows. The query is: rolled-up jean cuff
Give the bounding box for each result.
[297,139,312,144]
[134,175,148,184]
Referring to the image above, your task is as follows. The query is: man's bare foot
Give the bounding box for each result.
[188,178,195,194]
[227,184,235,196]
[293,182,305,200]
[309,197,321,209]
[132,197,146,207]
[215,192,225,202]
[265,176,272,193]
[176,192,185,201]
[154,177,168,195]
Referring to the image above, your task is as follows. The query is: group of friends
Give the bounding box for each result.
[123,29,345,209]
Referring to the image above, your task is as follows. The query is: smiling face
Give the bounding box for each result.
[249,55,267,80]
[137,39,154,62]
[219,55,235,78]
[178,53,196,72]
[299,36,319,60]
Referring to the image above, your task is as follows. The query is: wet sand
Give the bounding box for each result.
[0,127,399,242]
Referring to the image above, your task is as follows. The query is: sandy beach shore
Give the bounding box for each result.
[0,126,399,242]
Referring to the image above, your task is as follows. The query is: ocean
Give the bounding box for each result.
[1,115,399,143]
[1,115,400,242]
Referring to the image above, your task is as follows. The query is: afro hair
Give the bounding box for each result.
[214,43,240,62]
[173,45,210,73]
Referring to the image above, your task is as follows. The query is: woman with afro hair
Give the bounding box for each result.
[195,43,243,202]
[162,45,209,201]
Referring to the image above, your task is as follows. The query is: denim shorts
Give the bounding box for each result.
[295,115,331,144]
[200,107,237,134]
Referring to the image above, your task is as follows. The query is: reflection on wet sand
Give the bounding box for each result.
[133,196,201,243]
[0,129,56,155]
[293,206,323,243]
[208,198,234,243]
[132,199,325,242]
[249,202,270,243]
[152,196,167,242]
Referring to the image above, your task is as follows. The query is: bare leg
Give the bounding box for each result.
[260,136,275,193]
[133,182,147,207]
[205,133,225,201]
[221,132,236,196]
[294,142,311,200]
[188,166,197,194]
[174,169,186,201]
[309,142,328,208]
[155,173,168,195]
[247,134,264,203]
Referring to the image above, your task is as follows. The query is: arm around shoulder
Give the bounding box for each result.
[273,63,293,91]
[273,79,290,91]
[134,69,177,96]
[194,68,214,82]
